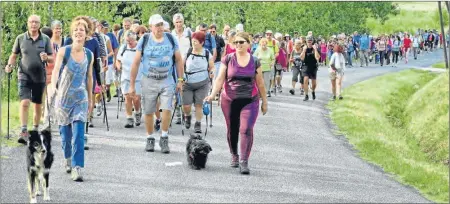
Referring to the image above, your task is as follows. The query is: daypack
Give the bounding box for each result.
[140,32,177,81]
[184,47,210,82]
[120,44,136,57]
[57,45,93,89]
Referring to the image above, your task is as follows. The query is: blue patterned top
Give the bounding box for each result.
[55,48,90,126]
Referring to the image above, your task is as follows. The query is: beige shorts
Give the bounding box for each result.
[330,68,344,80]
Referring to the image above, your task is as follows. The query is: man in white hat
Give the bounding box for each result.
[129,14,184,154]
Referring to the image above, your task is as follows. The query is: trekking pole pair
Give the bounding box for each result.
[98,58,109,131]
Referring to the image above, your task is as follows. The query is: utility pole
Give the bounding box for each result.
[438,1,449,69]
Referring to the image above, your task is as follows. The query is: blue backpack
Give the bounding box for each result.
[56,45,93,88]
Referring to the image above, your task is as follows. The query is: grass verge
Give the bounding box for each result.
[432,62,447,69]
[327,69,449,203]
[1,100,34,147]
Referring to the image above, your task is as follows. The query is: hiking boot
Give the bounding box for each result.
[106,90,111,102]
[339,95,344,100]
[289,89,295,95]
[332,96,336,101]
[71,166,83,182]
[17,131,29,144]
[230,154,239,168]
[124,118,134,128]
[184,115,192,129]
[312,92,316,100]
[84,135,89,150]
[159,137,170,154]
[113,89,119,97]
[303,95,309,101]
[145,137,155,152]
[96,103,102,116]
[239,161,250,175]
[135,112,142,126]
[154,119,161,132]
[194,121,202,133]
[65,158,72,173]
[267,91,271,97]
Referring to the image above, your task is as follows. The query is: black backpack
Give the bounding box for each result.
[184,47,210,82]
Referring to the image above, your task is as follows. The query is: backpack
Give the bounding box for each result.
[56,45,93,89]
[184,47,210,82]
[140,32,177,81]
[120,44,136,57]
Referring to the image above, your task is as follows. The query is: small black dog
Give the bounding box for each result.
[27,130,54,203]
[186,133,212,170]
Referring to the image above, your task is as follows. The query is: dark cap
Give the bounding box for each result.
[306,36,313,41]
[99,20,109,28]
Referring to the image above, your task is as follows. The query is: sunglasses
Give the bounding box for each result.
[211,31,216,33]
[233,41,246,45]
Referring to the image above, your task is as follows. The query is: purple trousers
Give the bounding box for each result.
[220,94,259,161]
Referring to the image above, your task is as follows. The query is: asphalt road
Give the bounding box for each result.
[1,49,445,203]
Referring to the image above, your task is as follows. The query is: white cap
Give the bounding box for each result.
[163,21,170,30]
[149,14,164,25]
[236,23,244,32]
[266,30,273,34]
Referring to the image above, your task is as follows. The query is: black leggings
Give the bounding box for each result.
[392,51,399,63]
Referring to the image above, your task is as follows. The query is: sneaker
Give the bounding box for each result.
[289,89,295,95]
[88,117,94,128]
[300,89,304,95]
[312,92,316,100]
[194,121,202,133]
[339,95,344,100]
[154,119,161,131]
[96,103,102,116]
[267,92,271,97]
[124,118,134,128]
[239,161,250,175]
[303,95,309,101]
[332,96,336,101]
[135,112,142,126]
[71,166,83,182]
[159,137,170,154]
[84,135,89,150]
[175,116,182,125]
[17,131,29,144]
[230,154,239,168]
[65,159,72,173]
[113,89,119,97]
[184,115,192,129]
[145,137,155,152]
[278,85,282,93]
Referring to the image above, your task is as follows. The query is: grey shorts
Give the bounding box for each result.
[141,77,175,114]
[292,66,302,82]
[182,80,210,106]
[121,79,142,95]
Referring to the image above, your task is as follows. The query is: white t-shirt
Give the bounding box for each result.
[117,44,143,81]
[172,29,192,60]
[329,52,346,71]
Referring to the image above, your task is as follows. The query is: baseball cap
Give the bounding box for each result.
[99,20,109,28]
[149,14,164,25]
[306,36,313,41]
[266,30,273,34]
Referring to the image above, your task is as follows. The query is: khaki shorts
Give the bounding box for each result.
[329,68,344,80]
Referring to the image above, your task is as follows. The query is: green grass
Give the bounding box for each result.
[328,69,449,203]
[366,2,448,36]
[432,62,447,69]
[1,100,35,146]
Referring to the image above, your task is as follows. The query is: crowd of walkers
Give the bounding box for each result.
[4,13,448,180]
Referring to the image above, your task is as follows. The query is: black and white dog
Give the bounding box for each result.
[27,130,54,203]
[186,133,212,170]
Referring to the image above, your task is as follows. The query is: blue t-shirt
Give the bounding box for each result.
[137,33,179,85]
[203,32,216,54]
[106,32,119,65]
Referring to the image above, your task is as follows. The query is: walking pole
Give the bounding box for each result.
[116,70,120,119]
[7,71,11,140]
[209,78,213,128]
[99,62,109,131]
[169,94,179,128]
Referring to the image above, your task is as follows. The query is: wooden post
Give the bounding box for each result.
[438,1,449,69]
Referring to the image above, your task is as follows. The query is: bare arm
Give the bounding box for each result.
[87,56,94,104]
[174,50,184,79]
[7,53,18,67]
[300,46,306,61]
[212,48,217,62]
[255,67,267,103]
[208,56,215,79]
[51,47,66,90]
[129,51,142,88]
[209,63,227,97]
[314,48,320,61]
